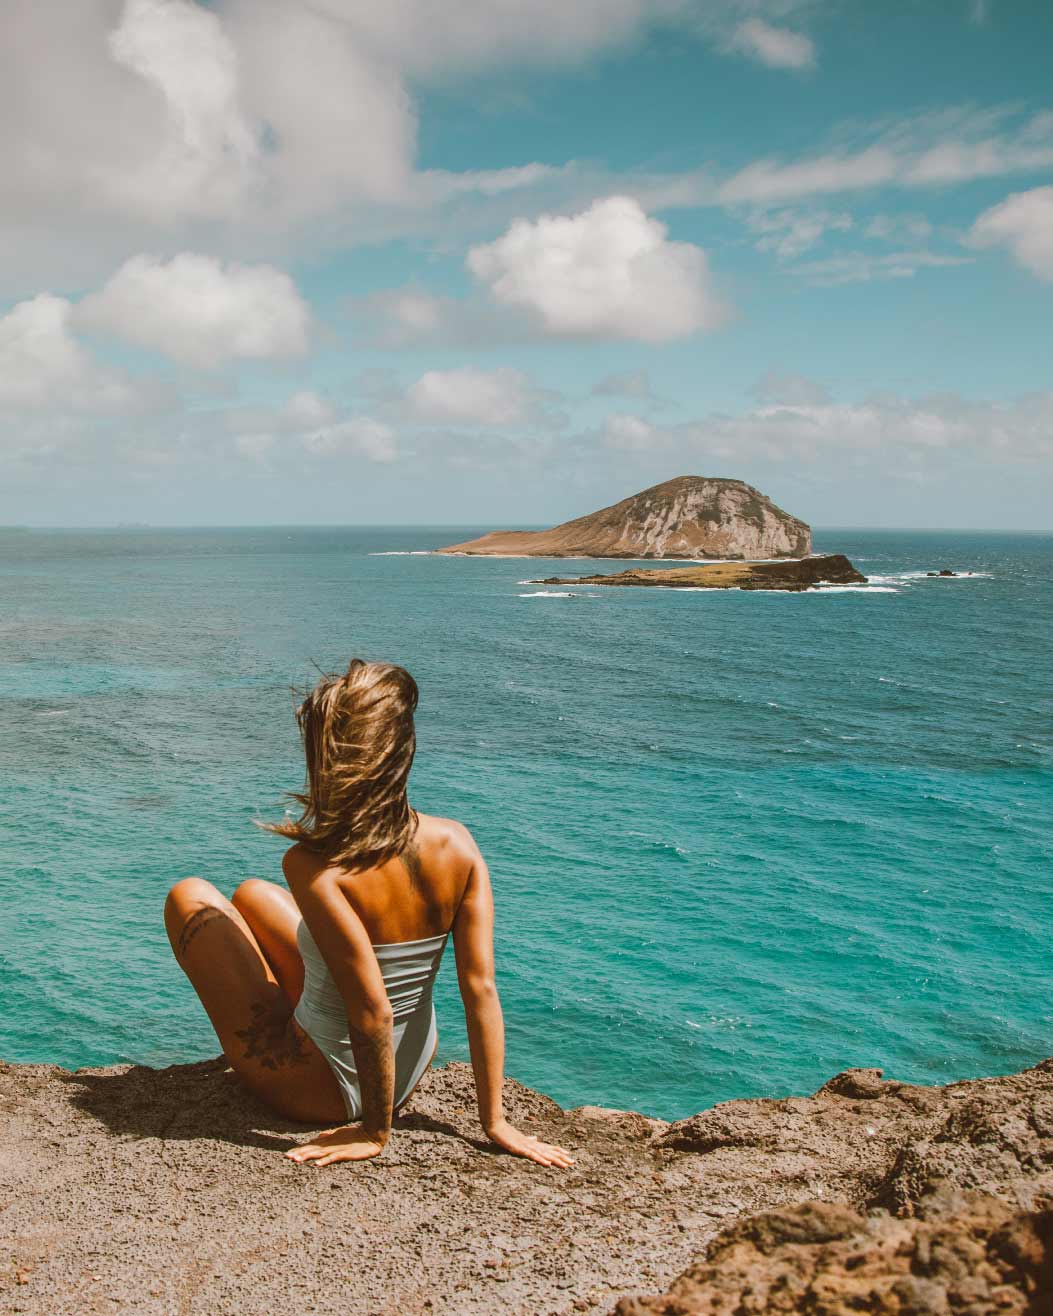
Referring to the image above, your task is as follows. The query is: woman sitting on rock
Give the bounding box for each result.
[164,658,573,1169]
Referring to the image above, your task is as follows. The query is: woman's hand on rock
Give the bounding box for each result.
[285,1125,387,1166]
[485,1118,574,1168]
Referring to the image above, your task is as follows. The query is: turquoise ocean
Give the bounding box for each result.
[1,526,1050,1120]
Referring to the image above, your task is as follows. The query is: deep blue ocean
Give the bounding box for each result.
[1,526,1050,1120]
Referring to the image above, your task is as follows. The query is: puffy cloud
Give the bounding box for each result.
[75,253,311,367]
[406,367,555,426]
[0,294,141,413]
[0,0,719,288]
[728,18,815,70]
[467,196,724,341]
[106,0,260,219]
[971,187,1053,282]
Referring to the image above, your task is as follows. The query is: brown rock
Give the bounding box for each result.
[537,554,867,592]
[3,1057,1053,1314]
[610,1193,1053,1315]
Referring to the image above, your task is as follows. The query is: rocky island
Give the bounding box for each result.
[438,477,812,560]
[3,1055,1052,1313]
[537,554,867,592]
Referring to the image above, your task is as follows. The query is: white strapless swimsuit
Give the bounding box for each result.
[293,919,449,1119]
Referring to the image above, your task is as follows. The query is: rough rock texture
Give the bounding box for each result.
[437,477,812,560]
[537,554,866,592]
[612,1194,1053,1314]
[3,1057,1053,1315]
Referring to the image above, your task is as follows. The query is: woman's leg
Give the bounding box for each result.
[231,877,306,1006]
[164,877,344,1124]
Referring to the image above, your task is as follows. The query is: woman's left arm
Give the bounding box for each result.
[282,846,394,1162]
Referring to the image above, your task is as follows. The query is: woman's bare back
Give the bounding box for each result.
[282,812,474,946]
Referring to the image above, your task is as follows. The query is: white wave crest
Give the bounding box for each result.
[519,590,575,598]
[812,585,898,593]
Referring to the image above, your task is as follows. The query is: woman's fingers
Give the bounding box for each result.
[520,1136,574,1167]
[286,1144,323,1162]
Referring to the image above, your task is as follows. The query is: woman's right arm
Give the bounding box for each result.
[452,828,573,1169]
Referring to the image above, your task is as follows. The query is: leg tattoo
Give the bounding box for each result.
[234,996,309,1071]
[177,905,226,958]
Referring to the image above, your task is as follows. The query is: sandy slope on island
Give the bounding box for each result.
[537,555,868,592]
[3,1056,1053,1314]
[438,477,812,561]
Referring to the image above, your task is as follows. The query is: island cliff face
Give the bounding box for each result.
[3,1056,1052,1314]
[437,477,812,560]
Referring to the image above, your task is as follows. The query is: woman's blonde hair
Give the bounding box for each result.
[263,658,419,871]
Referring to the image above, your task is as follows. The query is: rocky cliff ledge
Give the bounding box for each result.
[3,1057,1052,1314]
[437,477,812,560]
[537,554,866,593]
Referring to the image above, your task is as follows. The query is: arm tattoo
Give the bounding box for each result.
[349,1025,395,1139]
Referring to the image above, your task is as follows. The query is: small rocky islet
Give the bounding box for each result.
[536,554,867,593]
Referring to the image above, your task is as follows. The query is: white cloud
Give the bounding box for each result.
[593,389,1053,467]
[0,294,140,413]
[602,412,666,451]
[106,0,261,219]
[1,5,1050,299]
[75,253,311,367]
[717,110,1053,205]
[791,249,972,286]
[0,0,718,289]
[720,147,900,205]
[308,0,688,76]
[301,417,398,462]
[971,186,1053,282]
[467,196,724,341]
[747,208,853,260]
[406,367,552,426]
[864,213,934,243]
[728,18,815,70]
[282,390,336,427]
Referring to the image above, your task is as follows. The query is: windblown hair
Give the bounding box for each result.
[263,658,419,871]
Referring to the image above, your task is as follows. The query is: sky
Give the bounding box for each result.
[2,0,1051,530]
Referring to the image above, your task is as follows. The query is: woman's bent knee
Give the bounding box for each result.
[166,876,223,915]
[231,876,276,910]
[164,878,228,946]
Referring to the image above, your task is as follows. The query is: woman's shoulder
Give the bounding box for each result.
[414,812,481,864]
[281,841,330,888]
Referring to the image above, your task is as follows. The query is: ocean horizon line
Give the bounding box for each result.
[3,522,1051,536]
